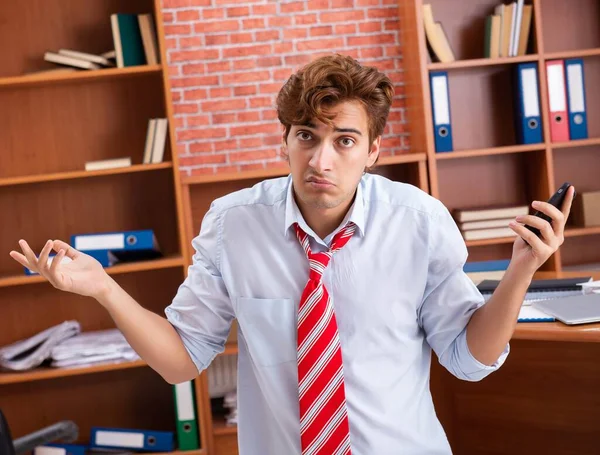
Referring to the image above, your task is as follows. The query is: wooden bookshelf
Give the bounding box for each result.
[0,0,206,453]
[399,1,600,454]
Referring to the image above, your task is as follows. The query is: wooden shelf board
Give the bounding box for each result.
[213,415,238,436]
[435,144,546,160]
[551,137,600,149]
[0,255,186,289]
[0,162,173,187]
[427,54,540,71]
[564,226,600,237]
[544,48,600,61]
[0,65,162,89]
[513,321,600,343]
[0,359,147,385]
[375,152,426,166]
[220,343,239,357]
[466,236,517,247]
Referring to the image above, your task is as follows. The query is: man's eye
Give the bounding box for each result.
[339,137,355,147]
[298,132,312,141]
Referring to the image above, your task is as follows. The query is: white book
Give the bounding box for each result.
[85,157,132,171]
[58,49,115,67]
[151,118,168,164]
[511,0,524,57]
[101,50,117,60]
[44,52,101,70]
[508,2,517,57]
[462,227,517,241]
[459,217,514,231]
[454,205,529,222]
[143,119,158,164]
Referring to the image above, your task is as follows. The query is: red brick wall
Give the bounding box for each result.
[161,0,408,178]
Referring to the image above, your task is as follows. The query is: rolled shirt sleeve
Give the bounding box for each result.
[418,203,510,381]
[165,201,235,373]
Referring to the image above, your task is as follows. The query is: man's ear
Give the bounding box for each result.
[366,136,381,169]
[280,126,289,161]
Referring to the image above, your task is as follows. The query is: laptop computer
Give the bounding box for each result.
[533,293,600,325]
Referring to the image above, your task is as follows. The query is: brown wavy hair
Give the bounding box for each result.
[276,53,394,163]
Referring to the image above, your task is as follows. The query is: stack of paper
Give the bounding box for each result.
[50,329,140,368]
[0,321,81,371]
[223,391,238,426]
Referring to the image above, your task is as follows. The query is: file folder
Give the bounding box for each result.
[71,229,161,266]
[429,71,453,152]
[513,62,543,144]
[564,58,588,140]
[174,380,200,450]
[34,444,86,455]
[546,60,570,142]
[90,427,174,452]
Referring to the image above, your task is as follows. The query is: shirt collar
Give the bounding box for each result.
[283,174,366,243]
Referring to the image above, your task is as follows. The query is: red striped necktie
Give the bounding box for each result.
[294,222,356,455]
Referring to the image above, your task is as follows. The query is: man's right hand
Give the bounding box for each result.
[10,239,111,300]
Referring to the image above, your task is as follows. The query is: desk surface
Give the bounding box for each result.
[514,321,600,342]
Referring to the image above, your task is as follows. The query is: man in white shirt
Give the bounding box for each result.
[11,54,574,455]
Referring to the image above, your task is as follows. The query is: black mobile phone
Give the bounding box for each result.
[525,182,575,237]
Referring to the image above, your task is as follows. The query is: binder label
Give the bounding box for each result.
[547,64,567,112]
[567,63,585,112]
[431,75,450,125]
[522,67,540,117]
[96,430,144,448]
[75,233,125,250]
[175,381,195,421]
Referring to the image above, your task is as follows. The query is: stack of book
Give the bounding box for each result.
[35,13,159,73]
[485,0,533,58]
[83,118,167,171]
[42,49,115,71]
[454,204,529,241]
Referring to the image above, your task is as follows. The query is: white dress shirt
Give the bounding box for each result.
[165,173,509,455]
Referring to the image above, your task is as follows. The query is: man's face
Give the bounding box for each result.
[283,100,380,212]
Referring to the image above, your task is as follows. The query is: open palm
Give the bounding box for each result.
[9,239,109,299]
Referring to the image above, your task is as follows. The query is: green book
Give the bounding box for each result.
[110,13,147,67]
[173,380,200,450]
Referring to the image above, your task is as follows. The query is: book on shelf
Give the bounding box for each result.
[85,157,132,171]
[138,13,160,65]
[422,4,455,63]
[111,13,159,68]
[487,1,532,58]
[461,226,516,241]
[43,52,102,70]
[143,118,168,164]
[453,204,529,223]
[57,49,116,67]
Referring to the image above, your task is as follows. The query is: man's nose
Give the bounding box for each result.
[308,142,334,172]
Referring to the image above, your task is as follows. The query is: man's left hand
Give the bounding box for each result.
[508,185,576,275]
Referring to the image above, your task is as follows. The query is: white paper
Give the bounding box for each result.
[0,321,81,371]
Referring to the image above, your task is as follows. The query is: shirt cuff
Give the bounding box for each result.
[454,326,510,381]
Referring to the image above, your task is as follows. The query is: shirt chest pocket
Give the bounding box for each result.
[236,297,298,367]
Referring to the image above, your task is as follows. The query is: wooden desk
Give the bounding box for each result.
[431,322,600,455]
[514,321,600,343]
